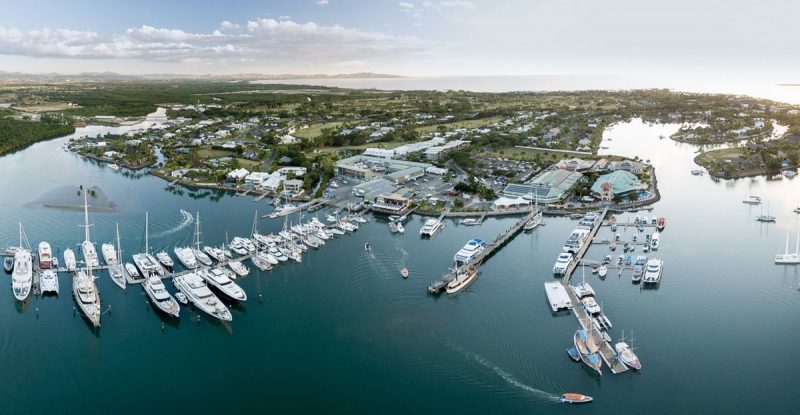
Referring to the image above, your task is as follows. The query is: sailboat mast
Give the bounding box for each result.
[83,189,91,243]
[194,212,201,250]
[116,223,122,257]
[145,212,150,254]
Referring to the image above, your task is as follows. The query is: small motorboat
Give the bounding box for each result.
[561,393,593,404]
[401,267,409,279]
[566,347,581,362]
[125,263,140,279]
[597,264,608,277]
[364,243,371,251]
[3,257,13,273]
[175,292,188,305]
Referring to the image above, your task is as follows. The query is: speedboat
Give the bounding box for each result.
[156,251,174,268]
[401,267,409,279]
[200,267,247,301]
[143,276,180,318]
[101,242,117,265]
[632,264,644,282]
[73,270,101,327]
[228,260,250,277]
[657,217,666,231]
[643,259,663,283]
[173,272,232,321]
[561,393,593,404]
[650,232,660,250]
[445,262,481,294]
[396,222,405,234]
[38,241,53,269]
[597,264,608,277]
[11,249,33,301]
[454,238,487,265]
[175,292,188,305]
[3,257,13,273]
[615,342,642,370]
[173,247,199,269]
[40,269,59,295]
[553,253,573,276]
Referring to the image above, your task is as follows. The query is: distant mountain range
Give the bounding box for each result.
[0,71,402,82]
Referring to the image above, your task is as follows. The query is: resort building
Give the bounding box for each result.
[609,160,645,174]
[244,172,271,188]
[502,169,583,204]
[557,158,596,172]
[591,170,646,197]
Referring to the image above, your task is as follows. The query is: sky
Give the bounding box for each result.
[0,0,798,81]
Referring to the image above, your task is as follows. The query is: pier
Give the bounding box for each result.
[427,207,541,294]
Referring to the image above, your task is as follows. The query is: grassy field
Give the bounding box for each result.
[294,121,343,139]
[313,140,406,155]
[482,146,626,162]
[196,148,235,159]
[414,116,504,134]
[694,147,746,164]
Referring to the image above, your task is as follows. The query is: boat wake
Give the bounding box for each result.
[452,346,561,402]
[151,210,194,238]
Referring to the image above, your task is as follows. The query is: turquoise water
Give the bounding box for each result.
[0,120,798,413]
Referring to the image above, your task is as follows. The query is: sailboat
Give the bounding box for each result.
[775,233,800,264]
[742,183,761,205]
[80,190,99,268]
[524,196,542,230]
[108,223,127,289]
[132,212,166,278]
[614,329,642,370]
[11,223,33,301]
[73,189,101,327]
[756,201,776,222]
[192,212,213,266]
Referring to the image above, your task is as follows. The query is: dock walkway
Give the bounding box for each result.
[427,207,541,294]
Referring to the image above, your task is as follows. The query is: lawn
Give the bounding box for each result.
[414,116,504,134]
[196,148,235,159]
[694,147,746,165]
[294,121,343,139]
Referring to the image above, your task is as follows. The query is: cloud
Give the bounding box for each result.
[0,19,427,69]
[316,0,329,5]
[439,1,476,9]
[398,2,415,8]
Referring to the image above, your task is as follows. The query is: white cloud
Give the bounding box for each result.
[398,2,415,8]
[316,0,329,5]
[439,1,476,9]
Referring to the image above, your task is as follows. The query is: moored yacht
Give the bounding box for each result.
[174,247,199,269]
[73,269,101,327]
[642,259,663,283]
[200,267,247,301]
[40,269,59,295]
[553,252,573,276]
[64,248,77,271]
[191,212,213,266]
[173,272,232,321]
[453,238,486,265]
[775,234,800,265]
[101,242,117,265]
[38,241,53,269]
[615,340,641,370]
[125,262,140,279]
[420,218,444,237]
[143,275,180,318]
[156,251,174,268]
[650,232,660,250]
[12,248,33,301]
[445,261,481,294]
[80,190,100,268]
[228,260,249,277]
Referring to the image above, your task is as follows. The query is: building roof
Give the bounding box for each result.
[591,170,645,195]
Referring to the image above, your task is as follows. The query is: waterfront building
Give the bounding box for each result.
[503,169,583,204]
[371,193,412,215]
[226,168,250,182]
[282,179,304,194]
[591,170,646,197]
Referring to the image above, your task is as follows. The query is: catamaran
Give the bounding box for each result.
[173,272,232,321]
[775,233,800,264]
[40,269,59,295]
[11,223,33,301]
[453,238,487,265]
[420,218,444,237]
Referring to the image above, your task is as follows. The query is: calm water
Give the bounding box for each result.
[0,120,799,414]
[258,75,800,105]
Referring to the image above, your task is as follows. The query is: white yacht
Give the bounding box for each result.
[38,241,53,269]
[775,234,800,265]
[80,191,100,268]
[40,270,59,295]
[643,259,663,283]
[581,296,602,315]
[445,262,481,294]
[200,268,247,301]
[63,248,77,271]
[650,232,660,250]
[73,269,101,327]
[250,252,272,271]
[11,248,33,301]
[742,195,761,205]
[101,243,117,265]
[228,260,250,277]
[420,219,444,237]
[125,262,140,279]
[143,276,180,318]
[173,272,232,321]
[192,212,213,266]
[203,246,226,263]
[174,246,199,269]
[133,214,167,278]
[396,222,405,234]
[454,238,487,265]
[524,211,542,230]
[156,251,174,268]
[109,263,126,290]
[553,252,573,275]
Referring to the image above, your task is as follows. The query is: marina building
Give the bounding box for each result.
[502,169,583,204]
[371,193,413,215]
[590,170,646,197]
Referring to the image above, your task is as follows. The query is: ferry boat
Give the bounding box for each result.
[445,261,481,294]
[12,248,33,301]
[642,259,663,283]
[454,238,487,265]
[561,393,593,404]
[563,228,590,254]
[173,272,232,321]
[73,270,101,327]
[775,234,800,265]
[143,275,180,318]
[200,267,247,301]
[553,253,573,275]
[420,219,444,237]
[38,241,53,269]
[40,269,59,295]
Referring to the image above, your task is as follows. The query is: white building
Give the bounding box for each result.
[424,140,471,161]
[276,167,307,177]
[363,148,395,158]
[244,172,271,187]
[227,168,250,182]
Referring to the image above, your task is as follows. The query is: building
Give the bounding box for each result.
[352,178,397,201]
[363,148,395,158]
[282,179,304,194]
[503,169,583,204]
[591,170,646,197]
[491,196,530,211]
[609,160,645,174]
[424,140,471,161]
[426,166,449,175]
[371,193,412,215]
[361,137,445,160]
[387,166,425,184]
[226,168,250,182]
[557,158,596,172]
[276,167,307,177]
[244,172,271,188]
[599,182,614,201]
[335,155,433,182]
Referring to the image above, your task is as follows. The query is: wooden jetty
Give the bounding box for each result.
[427,207,541,295]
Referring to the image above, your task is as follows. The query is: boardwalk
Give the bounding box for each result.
[427,207,541,294]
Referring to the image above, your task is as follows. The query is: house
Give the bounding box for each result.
[226,168,250,182]
[244,172,271,188]
[599,182,614,201]
[276,167,307,178]
[282,179,304,194]
[103,151,121,159]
